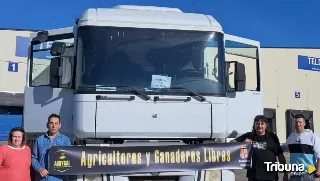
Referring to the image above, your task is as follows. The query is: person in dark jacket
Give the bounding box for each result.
[231,115,288,181]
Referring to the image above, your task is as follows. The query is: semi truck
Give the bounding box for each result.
[23,5,262,181]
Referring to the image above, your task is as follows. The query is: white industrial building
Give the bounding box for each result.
[0,28,319,143]
[0,29,36,106]
[262,48,320,142]
[0,29,37,140]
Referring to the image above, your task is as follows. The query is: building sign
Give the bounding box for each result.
[298,55,320,72]
[8,62,19,72]
[48,142,253,175]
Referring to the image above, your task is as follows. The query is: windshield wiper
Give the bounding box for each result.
[95,85,151,101]
[116,86,151,101]
[163,87,206,102]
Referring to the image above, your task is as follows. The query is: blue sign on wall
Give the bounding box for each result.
[8,62,18,72]
[295,91,300,98]
[15,36,30,58]
[298,55,320,72]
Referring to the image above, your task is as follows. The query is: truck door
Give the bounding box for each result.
[24,28,75,138]
[285,109,314,138]
[224,34,263,137]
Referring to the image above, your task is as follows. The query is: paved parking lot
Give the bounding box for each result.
[234,169,247,181]
[235,169,288,181]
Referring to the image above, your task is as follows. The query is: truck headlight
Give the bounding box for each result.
[84,174,103,181]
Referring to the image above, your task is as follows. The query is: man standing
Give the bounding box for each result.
[282,114,320,181]
[31,114,72,181]
[231,115,288,181]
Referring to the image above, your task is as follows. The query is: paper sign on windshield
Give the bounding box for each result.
[151,75,171,89]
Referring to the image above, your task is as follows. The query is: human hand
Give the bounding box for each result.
[244,138,252,143]
[39,168,49,177]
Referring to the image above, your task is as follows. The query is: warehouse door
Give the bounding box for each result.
[264,108,277,134]
[0,106,23,141]
[285,109,314,138]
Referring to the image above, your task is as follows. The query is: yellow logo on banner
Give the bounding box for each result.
[53,149,72,173]
[308,164,316,174]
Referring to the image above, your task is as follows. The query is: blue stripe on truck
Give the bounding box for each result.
[0,115,22,141]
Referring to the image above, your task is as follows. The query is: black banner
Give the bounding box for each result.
[48,142,252,175]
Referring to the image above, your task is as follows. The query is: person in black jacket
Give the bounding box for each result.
[231,115,288,181]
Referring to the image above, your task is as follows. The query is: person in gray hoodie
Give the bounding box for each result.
[282,114,320,181]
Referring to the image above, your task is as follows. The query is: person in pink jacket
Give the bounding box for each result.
[0,127,32,181]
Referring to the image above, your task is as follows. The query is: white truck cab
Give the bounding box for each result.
[23,5,262,181]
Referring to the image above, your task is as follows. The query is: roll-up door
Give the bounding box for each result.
[264,108,277,134]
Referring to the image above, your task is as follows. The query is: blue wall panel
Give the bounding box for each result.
[0,115,22,141]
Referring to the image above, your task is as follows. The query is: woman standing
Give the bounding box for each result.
[0,127,31,181]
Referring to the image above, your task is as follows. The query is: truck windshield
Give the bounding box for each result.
[77,26,226,95]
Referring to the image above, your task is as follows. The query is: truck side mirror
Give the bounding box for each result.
[234,62,246,92]
[50,42,67,56]
[31,31,49,44]
[227,61,246,92]
[49,42,66,88]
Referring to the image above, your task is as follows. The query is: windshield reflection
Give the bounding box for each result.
[77,26,226,95]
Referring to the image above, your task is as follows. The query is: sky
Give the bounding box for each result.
[1,0,319,48]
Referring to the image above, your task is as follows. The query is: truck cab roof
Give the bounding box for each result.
[77,5,223,32]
